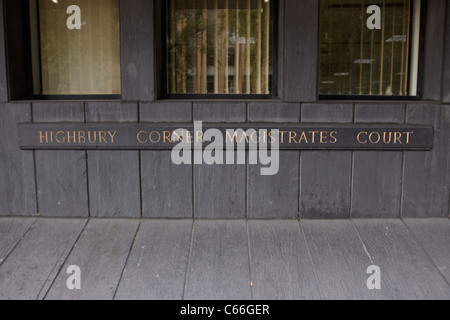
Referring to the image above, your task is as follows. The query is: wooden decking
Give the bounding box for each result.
[0,218,449,300]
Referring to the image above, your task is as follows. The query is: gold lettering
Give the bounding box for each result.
[357,132,368,144]
[137,131,147,144]
[369,132,381,144]
[330,131,338,144]
[88,131,97,143]
[250,131,260,144]
[394,132,403,144]
[320,131,328,144]
[39,131,49,144]
[226,131,238,143]
[195,130,204,144]
[261,130,267,144]
[268,131,276,143]
[289,131,298,144]
[299,132,309,144]
[383,132,392,144]
[149,131,161,143]
[67,131,76,144]
[108,131,117,144]
[280,131,288,144]
[172,131,183,143]
[78,131,86,144]
[405,132,413,144]
[163,131,172,144]
[99,131,108,144]
[309,131,319,144]
[55,131,66,144]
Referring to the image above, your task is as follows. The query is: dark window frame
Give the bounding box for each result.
[2,0,122,101]
[159,0,279,100]
[318,0,426,102]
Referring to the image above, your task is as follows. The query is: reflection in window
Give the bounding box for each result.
[31,0,121,95]
[166,0,274,95]
[319,0,420,97]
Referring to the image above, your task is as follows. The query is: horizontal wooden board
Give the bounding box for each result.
[19,124,434,150]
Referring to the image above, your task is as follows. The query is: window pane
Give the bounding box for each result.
[33,0,121,95]
[166,0,274,95]
[319,0,417,97]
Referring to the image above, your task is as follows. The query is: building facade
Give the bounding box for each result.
[0,0,449,219]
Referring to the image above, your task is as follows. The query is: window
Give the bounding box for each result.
[4,0,121,99]
[164,0,276,98]
[319,0,421,98]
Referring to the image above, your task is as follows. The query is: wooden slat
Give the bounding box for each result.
[353,220,450,299]
[184,221,252,300]
[403,104,449,217]
[33,103,88,217]
[194,163,246,219]
[0,0,8,102]
[115,220,192,300]
[248,151,300,219]
[284,0,318,102]
[422,0,446,101]
[404,219,450,283]
[0,218,86,300]
[45,219,139,300]
[141,151,192,218]
[0,218,36,264]
[248,103,301,123]
[302,220,388,300]
[249,220,320,300]
[120,0,155,101]
[193,102,247,123]
[0,103,37,216]
[352,104,405,218]
[86,103,141,218]
[300,103,353,219]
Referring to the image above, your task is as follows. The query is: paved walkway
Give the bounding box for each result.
[0,218,449,300]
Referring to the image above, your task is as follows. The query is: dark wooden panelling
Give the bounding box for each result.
[444,2,450,103]
[33,103,88,217]
[45,219,139,300]
[115,220,192,300]
[249,221,320,300]
[301,104,354,123]
[86,103,141,218]
[0,218,86,300]
[248,103,301,123]
[422,0,446,101]
[193,102,247,123]
[194,159,246,219]
[184,221,252,300]
[120,0,155,101]
[352,105,405,218]
[300,104,353,219]
[402,104,450,217]
[140,102,192,218]
[355,104,406,124]
[86,102,138,122]
[0,103,36,216]
[140,102,192,122]
[0,218,36,264]
[301,152,352,219]
[0,0,8,102]
[404,219,450,283]
[284,0,318,102]
[302,220,387,300]
[248,151,299,219]
[352,152,403,218]
[354,220,450,299]
[141,151,192,218]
